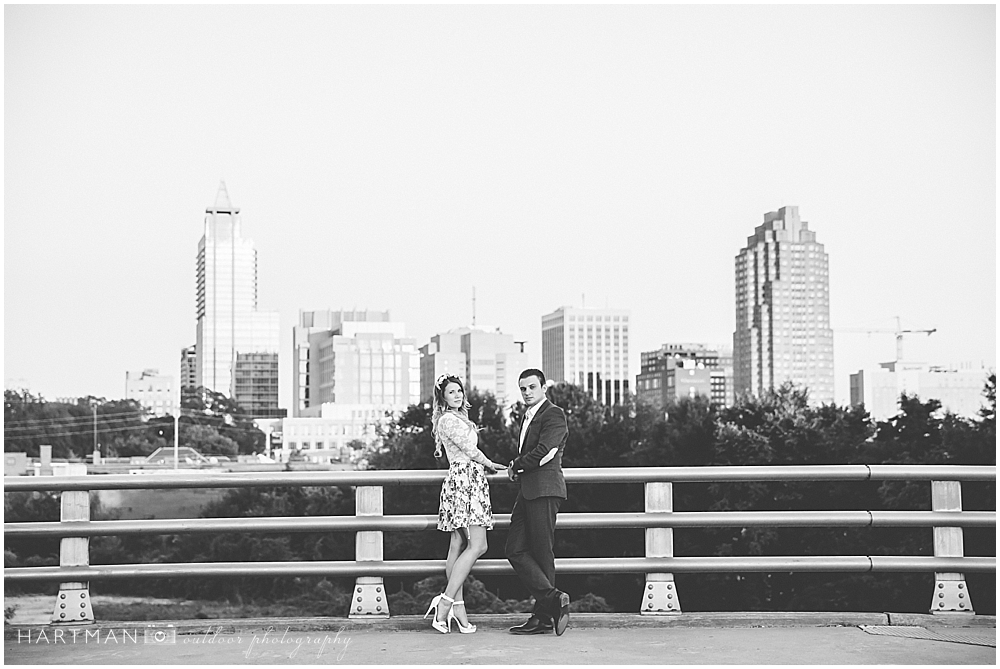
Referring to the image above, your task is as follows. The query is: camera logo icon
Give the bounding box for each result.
[143,625,177,645]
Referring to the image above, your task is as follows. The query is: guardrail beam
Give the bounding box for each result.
[2,465,994,624]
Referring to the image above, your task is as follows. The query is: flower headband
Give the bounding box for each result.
[435,374,460,390]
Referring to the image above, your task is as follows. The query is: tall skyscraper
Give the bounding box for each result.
[419,326,528,407]
[542,306,630,405]
[733,206,833,404]
[195,183,281,417]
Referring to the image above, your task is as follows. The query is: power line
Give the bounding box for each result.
[3,409,156,427]
[4,407,255,430]
[4,424,266,441]
[4,417,267,440]
[4,417,159,432]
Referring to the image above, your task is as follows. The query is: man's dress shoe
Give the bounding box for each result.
[508,615,554,635]
[554,591,570,636]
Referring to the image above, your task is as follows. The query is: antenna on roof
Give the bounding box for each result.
[472,287,476,327]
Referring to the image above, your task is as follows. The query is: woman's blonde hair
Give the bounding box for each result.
[431,374,471,457]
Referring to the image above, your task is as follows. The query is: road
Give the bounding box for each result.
[4,613,995,665]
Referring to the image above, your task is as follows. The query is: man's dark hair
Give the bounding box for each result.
[518,368,546,385]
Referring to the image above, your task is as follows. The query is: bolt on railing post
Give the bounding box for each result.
[51,463,94,624]
[641,481,681,614]
[350,485,389,618]
[929,480,974,614]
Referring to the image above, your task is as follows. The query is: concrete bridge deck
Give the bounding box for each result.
[4,613,995,665]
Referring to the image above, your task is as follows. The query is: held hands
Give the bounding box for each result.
[485,461,507,474]
[506,461,520,482]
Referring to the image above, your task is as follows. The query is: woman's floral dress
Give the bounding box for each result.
[436,412,494,531]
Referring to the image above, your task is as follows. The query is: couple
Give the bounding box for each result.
[424,368,571,636]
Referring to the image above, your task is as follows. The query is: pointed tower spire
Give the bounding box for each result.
[214,181,233,211]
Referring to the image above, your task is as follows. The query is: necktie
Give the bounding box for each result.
[519,411,531,451]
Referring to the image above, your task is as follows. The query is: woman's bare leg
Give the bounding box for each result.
[438,529,468,623]
[442,525,487,626]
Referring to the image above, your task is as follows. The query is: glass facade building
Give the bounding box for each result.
[733,206,834,404]
[194,183,281,417]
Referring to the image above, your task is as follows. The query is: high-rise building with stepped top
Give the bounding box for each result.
[733,206,834,404]
[195,182,283,417]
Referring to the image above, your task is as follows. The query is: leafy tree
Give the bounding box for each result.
[3,390,156,458]
[180,386,265,454]
[103,432,166,458]
[181,424,240,457]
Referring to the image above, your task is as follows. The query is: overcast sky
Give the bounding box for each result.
[5,5,995,409]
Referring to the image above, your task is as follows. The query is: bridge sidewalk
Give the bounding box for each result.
[4,613,995,665]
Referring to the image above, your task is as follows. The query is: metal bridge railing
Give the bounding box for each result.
[4,464,995,623]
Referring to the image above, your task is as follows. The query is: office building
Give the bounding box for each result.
[296,309,419,408]
[233,353,283,418]
[194,183,281,417]
[293,310,394,416]
[636,344,734,410]
[850,362,990,421]
[179,345,198,389]
[542,306,630,405]
[733,206,834,405]
[125,369,175,417]
[282,403,396,465]
[419,327,528,407]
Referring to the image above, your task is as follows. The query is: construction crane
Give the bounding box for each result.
[837,316,936,363]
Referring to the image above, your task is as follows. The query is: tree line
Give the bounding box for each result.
[3,386,265,459]
[4,375,995,617]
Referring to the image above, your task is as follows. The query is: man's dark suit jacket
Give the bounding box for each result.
[511,399,569,500]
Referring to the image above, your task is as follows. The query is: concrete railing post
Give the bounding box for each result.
[350,485,389,618]
[38,445,53,476]
[929,480,974,614]
[51,463,94,624]
[641,481,681,614]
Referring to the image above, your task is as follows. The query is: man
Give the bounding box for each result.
[505,368,571,635]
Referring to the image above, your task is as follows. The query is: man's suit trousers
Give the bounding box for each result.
[505,492,562,618]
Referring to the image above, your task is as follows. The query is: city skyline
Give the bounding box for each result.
[5,6,995,409]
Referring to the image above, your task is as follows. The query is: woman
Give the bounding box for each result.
[423,374,507,634]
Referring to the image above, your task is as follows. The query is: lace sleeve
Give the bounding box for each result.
[439,414,491,466]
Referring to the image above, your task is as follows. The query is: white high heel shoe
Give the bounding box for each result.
[424,593,454,634]
[448,600,476,634]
